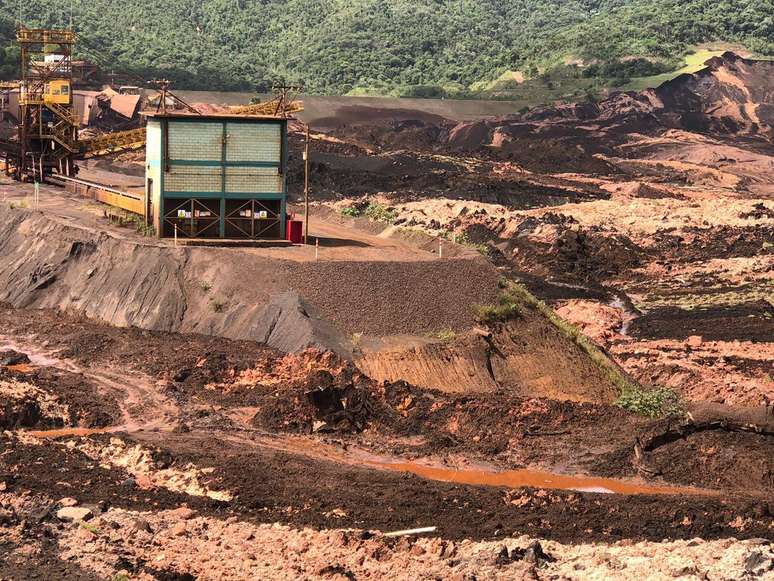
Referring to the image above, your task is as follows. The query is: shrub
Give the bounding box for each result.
[210,299,225,313]
[472,291,521,324]
[125,214,155,236]
[583,58,673,79]
[616,387,684,418]
[451,231,489,255]
[364,203,396,224]
[340,206,361,217]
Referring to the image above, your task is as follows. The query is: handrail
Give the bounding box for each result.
[51,174,142,200]
[16,28,76,45]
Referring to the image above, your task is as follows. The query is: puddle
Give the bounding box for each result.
[370,460,697,495]
[263,436,705,496]
[4,363,34,373]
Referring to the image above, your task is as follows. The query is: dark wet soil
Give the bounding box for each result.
[286,132,611,208]
[133,432,773,543]
[0,365,121,429]
[630,302,774,342]
[0,434,220,514]
[649,429,774,493]
[652,225,774,262]
[0,304,772,549]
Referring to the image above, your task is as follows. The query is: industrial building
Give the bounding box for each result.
[144,112,289,240]
[0,27,302,243]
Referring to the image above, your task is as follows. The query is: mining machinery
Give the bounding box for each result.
[0,27,153,180]
[1,27,79,180]
[228,84,304,117]
[0,27,303,183]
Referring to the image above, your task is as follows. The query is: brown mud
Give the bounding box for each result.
[1,53,774,578]
[630,303,774,343]
[0,306,770,556]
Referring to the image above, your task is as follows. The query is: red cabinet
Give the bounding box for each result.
[286,219,303,243]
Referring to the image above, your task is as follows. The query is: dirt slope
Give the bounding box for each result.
[0,206,498,354]
[357,308,619,403]
[655,53,774,137]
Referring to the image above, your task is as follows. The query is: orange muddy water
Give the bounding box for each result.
[25,427,115,438]
[373,460,700,495]
[264,436,709,496]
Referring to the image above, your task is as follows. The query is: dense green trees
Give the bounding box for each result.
[0,0,771,93]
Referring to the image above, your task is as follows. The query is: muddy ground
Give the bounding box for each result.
[0,303,772,578]
[1,53,774,579]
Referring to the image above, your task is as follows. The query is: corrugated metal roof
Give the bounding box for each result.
[110,94,141,119]
[142,110,291,121]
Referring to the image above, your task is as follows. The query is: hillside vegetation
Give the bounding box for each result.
[1,0,772,97]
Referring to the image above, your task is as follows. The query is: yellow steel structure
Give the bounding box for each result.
[78,127,147,158]
[228,97,304,117]
[13,27,78,178]
[51,174,145,216]
[44,79,71,104]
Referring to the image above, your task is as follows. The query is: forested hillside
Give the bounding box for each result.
[1,0,772,95]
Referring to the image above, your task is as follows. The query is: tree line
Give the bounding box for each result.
[0,0,770,95]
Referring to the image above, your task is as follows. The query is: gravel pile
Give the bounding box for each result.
[283,258,500,336]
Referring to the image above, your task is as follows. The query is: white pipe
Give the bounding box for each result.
[384,526,437,537]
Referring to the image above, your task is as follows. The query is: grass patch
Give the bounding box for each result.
[472,290,521,324]
[199,280,212,293]
[427,328,457,343]
[126,214,156,237]
[364,202,397,224]
[80,522,99,534]
[340,202,396,223]
[616,386,684,418]
[445,231,490,255]
[493,278,655,407]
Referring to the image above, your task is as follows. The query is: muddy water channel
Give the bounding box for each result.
[259,436,710,497]
[374,460,701,495]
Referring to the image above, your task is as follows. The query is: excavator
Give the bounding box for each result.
[0,27,303,183]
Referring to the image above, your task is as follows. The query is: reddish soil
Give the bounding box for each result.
[297,54,774,410]
[2,53,774,578]
[0,305,771,551]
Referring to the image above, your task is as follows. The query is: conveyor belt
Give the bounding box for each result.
[49,174,145,216]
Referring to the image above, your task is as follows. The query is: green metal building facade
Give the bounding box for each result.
[144,113,288,239]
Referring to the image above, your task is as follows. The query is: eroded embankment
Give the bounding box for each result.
[0,206,498,356]
[356,310,619,403]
